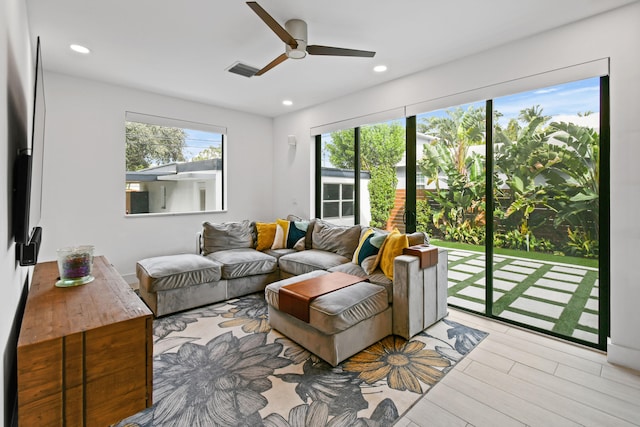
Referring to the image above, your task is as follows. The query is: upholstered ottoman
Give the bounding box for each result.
[265,270,392,366]
[137,254,223,316]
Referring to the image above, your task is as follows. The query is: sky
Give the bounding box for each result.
[183,129,223,160]
[416,77,601,130]
[319,77,601,167]
[493,77,600,129]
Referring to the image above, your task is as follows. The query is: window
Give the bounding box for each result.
[317,119,406,229]
[322,182,354,220]
[319,130,357,225]
[124,112,226,215]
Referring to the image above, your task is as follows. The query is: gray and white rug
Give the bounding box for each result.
[116,293,487,427]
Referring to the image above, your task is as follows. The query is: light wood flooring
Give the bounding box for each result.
[396,308,640,427]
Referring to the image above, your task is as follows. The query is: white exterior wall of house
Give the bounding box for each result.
[273,3,640,370]
[149,176,219,213]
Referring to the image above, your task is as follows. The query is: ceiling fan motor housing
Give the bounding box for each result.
[285,19,307,59]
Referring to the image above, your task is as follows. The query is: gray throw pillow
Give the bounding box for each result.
[202,220,254,255]
[311,219,361,259]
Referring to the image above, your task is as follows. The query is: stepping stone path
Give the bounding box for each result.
[446,249,600,344]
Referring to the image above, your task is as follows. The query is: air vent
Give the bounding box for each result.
[227,62,259,78]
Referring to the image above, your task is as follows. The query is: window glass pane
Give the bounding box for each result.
[492,77,601,344]
[416,101,487,313]
[323,202,340,218]
[342,201,354,217]
[342,184,354,200]
[125,114,225,215]
[323,183,340,201]
[320,130,355,225]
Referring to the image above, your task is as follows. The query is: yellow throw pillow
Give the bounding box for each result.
[255,222,277,251]
[379,228,409,280]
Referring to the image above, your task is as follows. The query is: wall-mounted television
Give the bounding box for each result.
[13,37,46,265]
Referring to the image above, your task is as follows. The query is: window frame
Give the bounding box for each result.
[124,111,227,217]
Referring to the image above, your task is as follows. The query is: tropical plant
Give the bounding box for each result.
[417,105,487,243]
[494,106,600,256]
[565,226,598,258]
[416,198,434,235]
[542,121,600,241]
[494,106,557,234]
[496,229,554,252]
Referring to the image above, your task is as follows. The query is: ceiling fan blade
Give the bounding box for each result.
[255,53,288,76]
[246,2,297,48]
[307,45,376,57]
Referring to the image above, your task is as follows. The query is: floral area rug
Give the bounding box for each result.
[116,293,487,427]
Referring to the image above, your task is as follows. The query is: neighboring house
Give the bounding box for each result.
[320,167,371,226]
[126,158,223,214]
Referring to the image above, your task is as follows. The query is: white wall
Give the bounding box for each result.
[273,3,640,370]
[1,0,33,423]
[38,73,275,282]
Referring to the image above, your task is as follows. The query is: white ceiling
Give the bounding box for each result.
[26,0,637,118]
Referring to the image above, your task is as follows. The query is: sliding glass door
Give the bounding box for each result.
[408,77,607,349]
[315,75,608,349]
[490,78,603,345]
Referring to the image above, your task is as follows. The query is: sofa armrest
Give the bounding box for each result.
[392,248,448,339]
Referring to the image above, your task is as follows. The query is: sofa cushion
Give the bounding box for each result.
[136,254,222,292]
[202,220,254,255]
[328,263,393,303]
[279,249,350,276]
[263,248,296,260]
[205,248,277,279]
[311,219,361,259]
[352,228,388,274]
[265,271,389,335]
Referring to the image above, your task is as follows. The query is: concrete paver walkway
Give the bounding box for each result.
[446,249,600,344]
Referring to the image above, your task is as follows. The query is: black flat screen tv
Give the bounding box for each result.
[13,37,45,264]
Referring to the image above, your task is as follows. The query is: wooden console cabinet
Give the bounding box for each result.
[17,256,153,426]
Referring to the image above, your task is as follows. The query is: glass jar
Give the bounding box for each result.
[56,245,95,287]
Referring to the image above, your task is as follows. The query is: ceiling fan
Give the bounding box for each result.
[246,1,376,76]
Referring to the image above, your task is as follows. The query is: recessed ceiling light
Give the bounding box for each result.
[282,100,293,106]
[70,44,91,54]
[373,65,387,73]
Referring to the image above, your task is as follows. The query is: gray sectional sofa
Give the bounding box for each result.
[136,217,448,342]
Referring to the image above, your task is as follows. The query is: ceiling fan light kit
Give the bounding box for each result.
[246,1,375,76]
[284,19,307,59]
